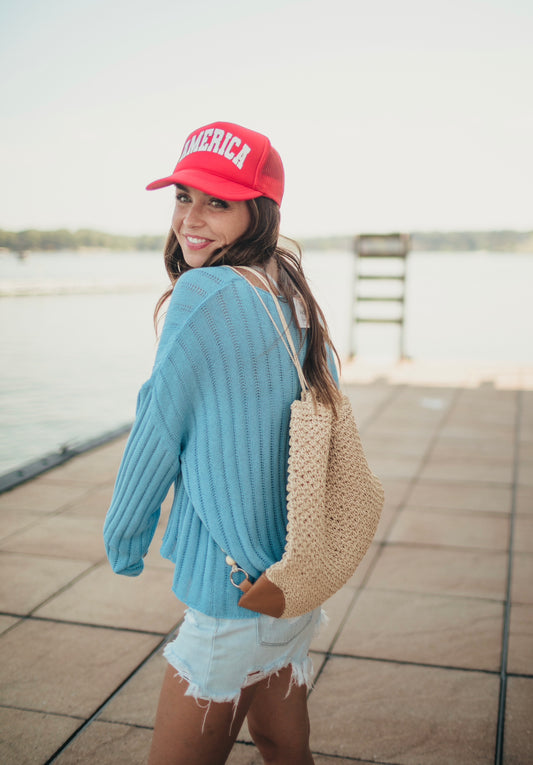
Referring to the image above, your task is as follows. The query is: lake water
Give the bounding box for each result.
[1,248,532,476]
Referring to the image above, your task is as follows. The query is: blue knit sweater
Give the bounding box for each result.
[103,265,338,618]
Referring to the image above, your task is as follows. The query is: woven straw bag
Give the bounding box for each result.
[224,267,385,618]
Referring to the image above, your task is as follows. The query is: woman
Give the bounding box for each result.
[104,121,341,765]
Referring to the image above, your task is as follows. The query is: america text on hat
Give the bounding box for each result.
[179,129,252,170]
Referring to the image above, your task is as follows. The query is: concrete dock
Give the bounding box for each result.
[1,360,532,764]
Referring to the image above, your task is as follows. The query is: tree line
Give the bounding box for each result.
[0,228,165,253]
[410,229,533,253]
[1,227,532,254]
[301,230,533,253]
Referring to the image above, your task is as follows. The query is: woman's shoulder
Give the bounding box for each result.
[160,267,247,339]
[173,266,243,300]
[174,266,236,297]
[154,267,263,369]
[166,267,233,313]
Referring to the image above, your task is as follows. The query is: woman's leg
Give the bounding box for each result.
[246,664,315,765]
[148,665,258,765]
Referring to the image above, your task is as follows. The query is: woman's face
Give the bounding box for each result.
[172,184,251,268]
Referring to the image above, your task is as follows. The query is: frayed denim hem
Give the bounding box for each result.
[163,649,316,706]
[162,606,326,709]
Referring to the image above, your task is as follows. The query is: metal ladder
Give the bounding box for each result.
[349,233,411,359]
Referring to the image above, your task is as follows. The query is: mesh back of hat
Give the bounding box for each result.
[259,147,284,204]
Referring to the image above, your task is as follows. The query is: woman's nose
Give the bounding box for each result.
[184,201,204,226]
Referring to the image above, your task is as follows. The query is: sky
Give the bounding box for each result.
[1,0,532,239]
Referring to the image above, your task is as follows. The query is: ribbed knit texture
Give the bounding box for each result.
[103,266,337,618]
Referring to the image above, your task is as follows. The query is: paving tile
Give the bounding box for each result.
[419,457,513,484]
[372,501,397,542]
[333,590,503,671]
[452,389,517,409]
[508,603,533,676]
[366,545,508,600]
[514,515,533,553]
[345,542,380,588]
[35,562,184,633]
[379,478,412,509]
[511,553,533,604]
[519,441,533,461]
[60,484,115,518]
[228,745,371,765]
[388,508,510,551]
[447,410,516,431]
[443,391,516,413]
[0,551,94,613]
[0,614,20,634]
[0,706,82,765]
[309,650,328,689]
[447,393,516,422]
[439,422,514,441]
[0,507,46,541]
[344,384,393,430]
[375,408,447,432]
[100,651,167,727]
[51,724,359,765]
[365,455,423,480]
[0,619,161,717]
[57,695,359,765]
[430,435,515,460]
[391,389,438,410]
[0,478,91,513]
[504,677,533,765]
[0,513,107,561]
[42,439,127,486]
[521,395,533,422]
[371,389,450,419]
[368,420,441,440]
[311,587,355,654]
[53,720,152,765]
[518,459,533,487]
[406,480,512,513]
[362,434,432,459]
[311,757,376,765]
[516,486,533,514]
[227,745,263,765]
[308,657,499,764]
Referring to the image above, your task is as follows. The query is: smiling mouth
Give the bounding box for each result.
[187,236,209,244]
[184,235,213,250]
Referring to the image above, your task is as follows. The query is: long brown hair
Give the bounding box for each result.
[154,196,341,411]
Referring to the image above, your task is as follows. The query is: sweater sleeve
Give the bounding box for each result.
[103,270,219,576]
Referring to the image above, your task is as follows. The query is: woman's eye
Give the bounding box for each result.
[175,193,190,203]
[209,198,229,209]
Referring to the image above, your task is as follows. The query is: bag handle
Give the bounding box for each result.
[228,266,309,394]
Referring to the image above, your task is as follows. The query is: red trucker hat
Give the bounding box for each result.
[146,121,284,206]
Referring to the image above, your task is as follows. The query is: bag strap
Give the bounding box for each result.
[221,265,311,591]
[228,266,309,394]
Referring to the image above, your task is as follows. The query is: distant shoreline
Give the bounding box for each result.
[1,227,532,254]
[300,230,533,253]
[0,228,165,255]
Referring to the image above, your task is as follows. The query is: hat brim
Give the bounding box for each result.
[146,168,263,201]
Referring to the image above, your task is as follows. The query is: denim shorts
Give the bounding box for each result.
[163,606,324,704]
